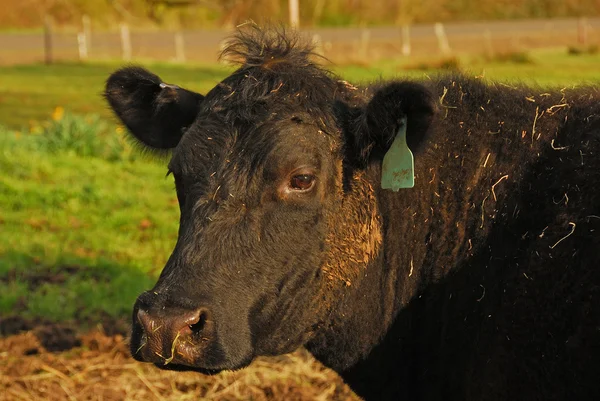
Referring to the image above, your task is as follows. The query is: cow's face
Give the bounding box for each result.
[105,30,434,373]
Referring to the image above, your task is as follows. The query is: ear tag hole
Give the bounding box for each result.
[381,117,414,190]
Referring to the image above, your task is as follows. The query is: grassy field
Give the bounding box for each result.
[1,48,600,129]
[0,48,599,400]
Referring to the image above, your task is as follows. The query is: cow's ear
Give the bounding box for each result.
[349,81,436,164]
[105,66,204,150]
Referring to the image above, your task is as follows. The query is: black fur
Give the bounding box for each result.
[106,27,600,401]
[358,81,436,160]
[105,66,204,149]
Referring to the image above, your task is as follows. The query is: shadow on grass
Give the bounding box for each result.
[0,250,156,335]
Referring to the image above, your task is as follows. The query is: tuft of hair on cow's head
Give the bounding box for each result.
[219,24,320,70]
[104,26,437,375]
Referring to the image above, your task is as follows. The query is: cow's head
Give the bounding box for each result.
[105,28,434,373]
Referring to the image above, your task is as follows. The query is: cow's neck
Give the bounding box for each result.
[305,152,514,398]
[305,232,421,399]
[307,82,568,398]
[305,165,444,396]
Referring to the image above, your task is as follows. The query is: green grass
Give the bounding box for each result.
[1,49,600,129]
[0,62,229,129]
[335,49,600,87]
[1,49,599,326]
[0,116,177,323]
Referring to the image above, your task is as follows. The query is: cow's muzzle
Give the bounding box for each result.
[130,291,215,368]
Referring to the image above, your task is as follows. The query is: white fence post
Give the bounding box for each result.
[402,25,411,56]
[312,34,323,56]
[360,28,371,59]
[175,32,186,62]
[434,22,451,55]
[578,17,589,45]
[289,0,299,28]
[77,32,88,60]
[82,15,91,52]
[484,29,493,57]
[120,23,132,61]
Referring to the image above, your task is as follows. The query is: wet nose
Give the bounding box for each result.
[137,308,206,336]
[134,306,212,365]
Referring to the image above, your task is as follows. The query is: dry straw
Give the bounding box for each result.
[0,330,359,401]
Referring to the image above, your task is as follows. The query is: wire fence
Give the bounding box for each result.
[1,17,599,65]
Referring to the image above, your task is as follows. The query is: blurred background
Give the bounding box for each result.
[1,1,599,400]
[2,0,600,65]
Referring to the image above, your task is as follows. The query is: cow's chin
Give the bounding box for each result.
[154,363,224,375]
[148,355,254,375]
[129,334,255,374]
[150,336,307,375]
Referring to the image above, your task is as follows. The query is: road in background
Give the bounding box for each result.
[1,17,599,65]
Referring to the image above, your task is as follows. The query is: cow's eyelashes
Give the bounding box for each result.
[284,167,318,194]
[277,168,318,199]
[289,174,316,191]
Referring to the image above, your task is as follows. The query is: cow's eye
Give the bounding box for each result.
[289,174,315,191]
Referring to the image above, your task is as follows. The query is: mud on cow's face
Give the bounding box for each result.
[104,29,434,373]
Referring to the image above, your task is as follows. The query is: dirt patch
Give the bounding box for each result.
[33,324,81,352]
[0,325,360,401]
[1,315,129,356]
[0,315,40,336]
[1,264,108,291]
[1,313,129,338]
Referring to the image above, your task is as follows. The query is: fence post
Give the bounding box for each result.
[312,34,323,56]
[401,25,411,56]
[77,32,88,60]
[360,28,370,60]
[289,0,299,28]
[44,16,53,65]
[120,23,132,61]
[82,15,91,52]
[578,17,589,46]
[434,22,451,55]
[175,32,185,62]
[483,29,493,57]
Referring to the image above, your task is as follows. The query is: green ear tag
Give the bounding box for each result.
[381,117,414,190]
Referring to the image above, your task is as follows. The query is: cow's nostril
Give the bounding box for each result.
[137,309,152,332]
[189,311,207,333]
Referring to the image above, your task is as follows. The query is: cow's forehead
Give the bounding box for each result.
[166,50,351,179]
[168,108,334,179]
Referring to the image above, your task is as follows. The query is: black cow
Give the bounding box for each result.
[105,27,600,400]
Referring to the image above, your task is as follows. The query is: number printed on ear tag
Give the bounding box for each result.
[381,117,415,191]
